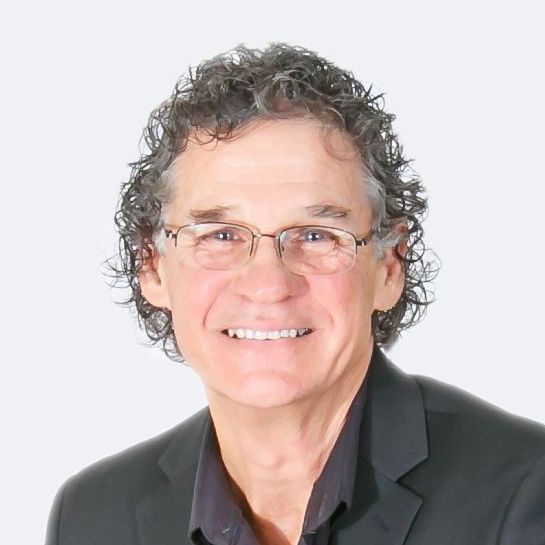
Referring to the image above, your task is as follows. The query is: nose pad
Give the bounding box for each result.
[250,233,285,267]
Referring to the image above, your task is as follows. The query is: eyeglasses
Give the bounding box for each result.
[163,222,373,276]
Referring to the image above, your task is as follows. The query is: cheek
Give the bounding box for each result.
[164,265,231,333]
[310,267,373,327]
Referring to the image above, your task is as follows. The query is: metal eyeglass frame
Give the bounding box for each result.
[163,221,374,274]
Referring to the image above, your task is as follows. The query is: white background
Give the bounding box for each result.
[2,1,544,543]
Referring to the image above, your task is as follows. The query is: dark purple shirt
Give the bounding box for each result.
[188,377,368,545]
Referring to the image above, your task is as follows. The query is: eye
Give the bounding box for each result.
[194,226,249,245]
[210,229,238,241]
[196,230,239,245]
[298,228,338,244]
[304,231,324,242]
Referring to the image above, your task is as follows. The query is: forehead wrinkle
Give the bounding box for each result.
[177,124,357,183]
[166,121,370,224]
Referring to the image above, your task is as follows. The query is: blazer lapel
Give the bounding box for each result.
[332,461,422,545]
[333,348,429,545]
[135,408,209,545]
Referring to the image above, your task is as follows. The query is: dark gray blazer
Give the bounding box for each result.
[45,350,545,544]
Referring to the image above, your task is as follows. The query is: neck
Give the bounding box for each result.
[205,348,372,545]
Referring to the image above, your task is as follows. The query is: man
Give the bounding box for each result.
[46,43,545,544]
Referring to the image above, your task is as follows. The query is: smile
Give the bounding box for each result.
[222,328,313,340]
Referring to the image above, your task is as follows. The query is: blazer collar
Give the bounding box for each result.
[333,346,428,544]
[361,346,428,479]
[136,346,429,545]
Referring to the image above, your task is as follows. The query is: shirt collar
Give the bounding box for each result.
[188,415,241,545]
[302,377,367,533]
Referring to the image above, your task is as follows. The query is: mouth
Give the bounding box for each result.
[221,327,313,341]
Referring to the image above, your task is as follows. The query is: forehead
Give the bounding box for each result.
[166,119,370,223]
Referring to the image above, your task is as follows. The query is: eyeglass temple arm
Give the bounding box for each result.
[356,229,376,247]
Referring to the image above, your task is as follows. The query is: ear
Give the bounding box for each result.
[373,230,407,312]
[138,247,172,309]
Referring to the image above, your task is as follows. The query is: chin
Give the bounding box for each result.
[210,372,312,409]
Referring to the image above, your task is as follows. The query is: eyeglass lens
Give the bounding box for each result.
[173,223,356,275]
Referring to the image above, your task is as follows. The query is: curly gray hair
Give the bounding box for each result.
[109,43,437,362]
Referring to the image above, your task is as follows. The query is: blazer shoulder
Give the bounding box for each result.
[62,406,209,500]
[46,408,209,544]
[413,373,545,455]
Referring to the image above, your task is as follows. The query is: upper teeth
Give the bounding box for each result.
[226,328,310,340]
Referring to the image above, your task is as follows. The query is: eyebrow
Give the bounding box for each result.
[187,202,352,223]
[304,203,351,219]
[188,206,234,222]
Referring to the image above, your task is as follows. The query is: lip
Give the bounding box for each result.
[220,326,314,331]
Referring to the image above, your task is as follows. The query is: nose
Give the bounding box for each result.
[231,234,306,304]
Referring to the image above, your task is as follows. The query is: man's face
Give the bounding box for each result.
[142,119,403,408]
